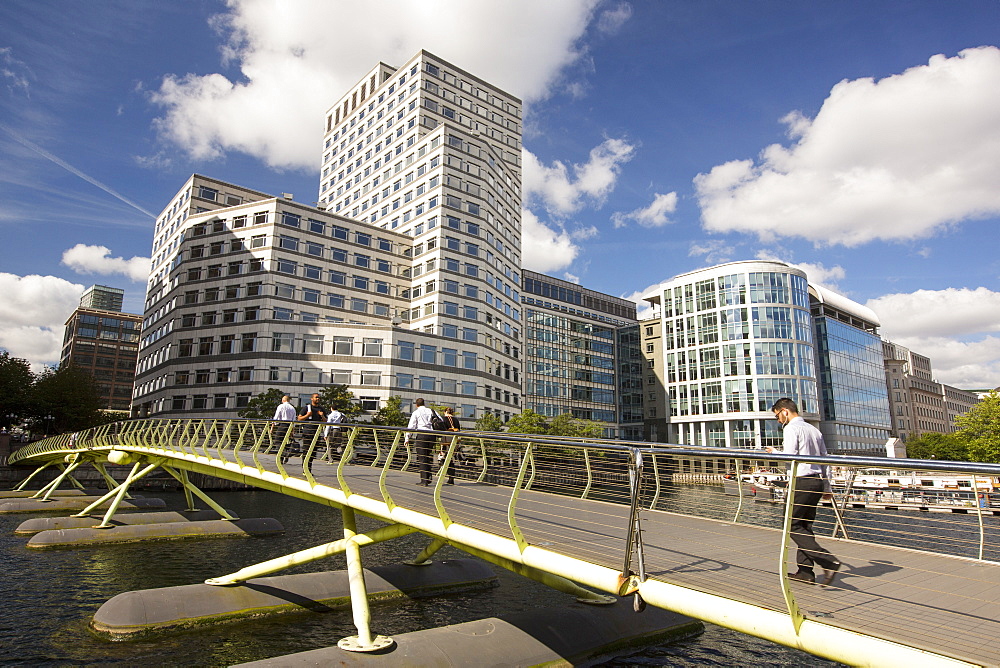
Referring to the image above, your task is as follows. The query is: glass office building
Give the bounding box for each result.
[642,261,891,454]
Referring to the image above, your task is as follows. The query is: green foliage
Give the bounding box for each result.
[318,384,362,419]
[548,413,606,439]
[904,432,969,462]
[31,364,103,433]
[504,409,549,435]
[372,395,408,426]
[956,391,1000,463]
[475,412,505,433]
[0,351,34,428]
[238,388,287,419]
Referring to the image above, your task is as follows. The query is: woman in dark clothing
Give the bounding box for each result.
[438,407,461,484]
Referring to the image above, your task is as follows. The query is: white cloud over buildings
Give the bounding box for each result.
[0,273,84,369]
[150,0,602,170]
[695,46,1000,246]
[611,192,677,229]
[869,287,1000,389]
[61,244,150,282]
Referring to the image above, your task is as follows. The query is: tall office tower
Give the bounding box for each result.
[132,51,524,421]
[641,260,891,454]
[79,285,125,312]
[520,270,639,437]
[60,285,141,411]
[319,51,524,419]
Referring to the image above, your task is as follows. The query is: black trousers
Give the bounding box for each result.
[413,432,436,484]
[790,475,840,572]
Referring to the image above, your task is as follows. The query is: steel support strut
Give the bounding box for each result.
[161,466,238,519]
[337,506,394,652]
[13,462,56,491]
[35,457,84,500]
[204,522,418,585]
[620,448,648,611]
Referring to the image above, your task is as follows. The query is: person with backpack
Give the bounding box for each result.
[436,407,461,485]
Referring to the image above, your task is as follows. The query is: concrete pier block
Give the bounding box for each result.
[235,600,703,667]
[0,489,97,498]
[91,559,498,639]
[15,510,233,534]
[26,517,284,548]
[0,497,165,514]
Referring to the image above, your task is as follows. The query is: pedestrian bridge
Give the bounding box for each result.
[9,419,1000,667]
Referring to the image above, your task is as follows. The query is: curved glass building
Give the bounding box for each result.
[643,260,890,454]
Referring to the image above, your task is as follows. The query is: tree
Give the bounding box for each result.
[956,391,1000,463]
[372,395,408,426]
[31,364,103,433]
[0,351,34,429]
[318,384,363,420]
[504,409,549,435]
[904,432,969,462]
[549,413,606,439]
[238,388,286,419]
[475,412,505,433]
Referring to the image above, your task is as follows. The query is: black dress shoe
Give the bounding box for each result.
[820,562,841,586]
[446,479,455,485]
[788,571,815,584]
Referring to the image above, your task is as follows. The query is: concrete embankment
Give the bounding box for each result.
[0,496,166,514]
[27,517,284,548]
[0,489,95,498]
[236,599,703,667]
[91,558,499,639]
[15,509,235,534]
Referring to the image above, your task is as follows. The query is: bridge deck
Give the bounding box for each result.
[251,455,1000,667]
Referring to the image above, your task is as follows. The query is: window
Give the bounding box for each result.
[363,338,383,356]
[198,337,214,355]
[418,375,435,391]
[272,333,294,352]
[360,371,381,385]
[420,345,437,364]
[303,334,323,354]
[397,373,413,389]
[463,351,477,370]
[333,337,353,355]
[219,334,235,353]
[350,297,368,312]
[331,369,351,384]
[276,259,296,274]
[303,288,320,303]
[274,307,293,320]
[241,333,256,352]
[398,340,415,360]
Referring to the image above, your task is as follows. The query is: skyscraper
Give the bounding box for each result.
[132,52,524,421]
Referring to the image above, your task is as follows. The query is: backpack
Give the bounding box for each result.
[430,410,448,431]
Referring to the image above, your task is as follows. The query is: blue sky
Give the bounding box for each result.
[1,0,999,388]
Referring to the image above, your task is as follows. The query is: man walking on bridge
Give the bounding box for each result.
[406,398,435,486]
[767,398,841,587]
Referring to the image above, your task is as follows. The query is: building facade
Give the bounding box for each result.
[61,286,141,411]
[132,51,524,421]
[882,340,982,441]
[641,260,892,454]
[520,270,640,437]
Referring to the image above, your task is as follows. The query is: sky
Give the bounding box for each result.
[1,0,999,389]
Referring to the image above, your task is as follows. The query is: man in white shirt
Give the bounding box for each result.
[406,398,435,486]
[271,395,297,459]
[324,407,345,461]
[767,397,842,587]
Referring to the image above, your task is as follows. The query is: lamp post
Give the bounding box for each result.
[43,414,55,437]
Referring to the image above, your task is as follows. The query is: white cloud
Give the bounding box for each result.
[563,272,581,284]
[612,192,677,229]
[1,47,33,97]
[520,208,580,273]
[868,287,1000,388]
[0,273,84,368]
[621,280,668,320]
[596,2,633,34]
[868,288,1000,339]
[689,239,736,265]
[695,47,1000,246]
[523,137,636,216]
[150,0,602,170]
[61,244,150,282]
[754,251,846,289]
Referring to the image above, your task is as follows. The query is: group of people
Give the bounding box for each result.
[270,394,344,466]
[269,395,462,485]
[406,398,461,486]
